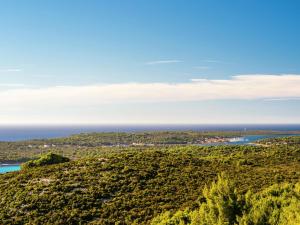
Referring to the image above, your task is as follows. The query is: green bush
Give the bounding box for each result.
[151,176,300,225]
[21,153,70,169]
[238,182,300,225]
[151,174,242,225]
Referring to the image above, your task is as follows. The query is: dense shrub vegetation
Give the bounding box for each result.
[0,134,299,224]
[0,134,300,224]
[258,135,300,146]
[151,175,300,225]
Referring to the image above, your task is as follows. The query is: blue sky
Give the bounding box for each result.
[0,0,300,124]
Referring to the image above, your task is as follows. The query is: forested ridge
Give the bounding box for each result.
[0,135,299,224]
[1,130,299,164]
[0,130,241,163]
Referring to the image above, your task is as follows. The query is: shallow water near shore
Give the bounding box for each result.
[0,165,20,173]
[228,134,300,145]
[200,134,300,146]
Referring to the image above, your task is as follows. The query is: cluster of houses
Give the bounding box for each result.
[195,137,231,144]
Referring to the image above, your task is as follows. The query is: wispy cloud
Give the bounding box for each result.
[145,60,183,65]
[0,69,22,73]
[0,83,26,87]
[201,59,222,63]
[193,66,210,70]
[32,74,55,78]
[201,59,233,64]
[264,98,300,101]
[189,78,208,82]
[0,74,299,109]
[0,74,298,124]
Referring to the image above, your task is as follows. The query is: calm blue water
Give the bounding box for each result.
[226,134,300,145]
[0,165,20,173]
[0,124,299,141]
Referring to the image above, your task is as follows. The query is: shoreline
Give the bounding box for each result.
[0,163,21,166]
[0,128,299,142]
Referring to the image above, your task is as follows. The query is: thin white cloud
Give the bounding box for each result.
[145,60,183,65]
[190,78,208,82]
[0,83,26,87]
[201,59,233,64]
[264,97,300,101]
[0,69,22,73]
[193,66,210,70]
[32,74,55,78]
[201,59,222,63]
[0,75,299,109]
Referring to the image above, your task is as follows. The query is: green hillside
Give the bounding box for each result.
[0,138,300,224]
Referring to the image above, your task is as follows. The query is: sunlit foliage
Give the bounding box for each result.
[21,153,70,169]
[151,176,300,225]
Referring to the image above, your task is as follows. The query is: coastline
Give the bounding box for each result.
[0,163,21,166]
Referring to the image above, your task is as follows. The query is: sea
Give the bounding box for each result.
[0,124,299,141]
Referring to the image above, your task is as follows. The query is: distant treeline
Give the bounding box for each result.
[1,130,300,163]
